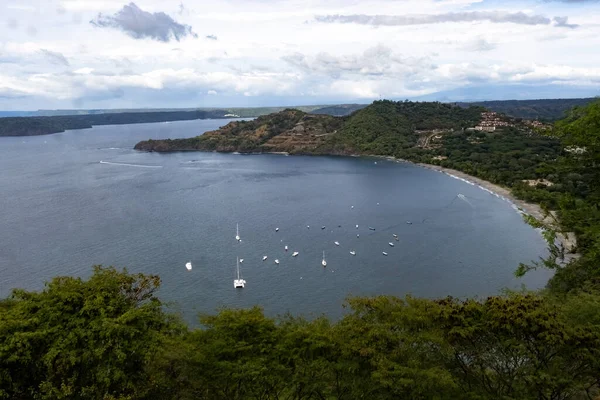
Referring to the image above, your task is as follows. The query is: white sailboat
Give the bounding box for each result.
[285,245,288,251]
[350,250,356,256]
[334,241,340,246]
[356,224,359,229]
[235,223,240,241]
[275,259,280,265]
[185,261,192,271]
[322,251,327,267]
[263,255,268,261]
[234,257,246,288]
[388,242,394,247]
[292,251,299,257]
[240,258,244,263]
[393,234,398,238]
[382,252,388,256]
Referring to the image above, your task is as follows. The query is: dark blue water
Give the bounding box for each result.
[0,119,551,323]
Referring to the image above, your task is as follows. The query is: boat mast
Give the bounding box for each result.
[236,257,240,280]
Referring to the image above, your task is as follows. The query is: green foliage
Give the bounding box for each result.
[459,97,599,121]
[328,100,483,156]
[6,273,600,399]
[0,266,183,400]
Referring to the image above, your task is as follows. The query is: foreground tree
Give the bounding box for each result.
[0,266,182,400]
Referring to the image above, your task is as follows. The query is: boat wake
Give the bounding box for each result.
[99,161,163,169]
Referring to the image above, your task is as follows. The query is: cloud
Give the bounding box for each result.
[461,38,497,52]
[39,49,70,66]
[207,90,217,95]
[543,0,599,2]
[90,2,198,42]
[315,11,556,27]
[553,16,578,28]
[282,45,433,79]
[206,35,218,40]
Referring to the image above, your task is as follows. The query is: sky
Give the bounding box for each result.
[0,0,599,110]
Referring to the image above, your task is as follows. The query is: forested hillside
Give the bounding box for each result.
[0,110,229,137]
[459,97,598,121]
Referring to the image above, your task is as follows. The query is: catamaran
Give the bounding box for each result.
[234,257,246,288]
[235,223,240,241]
[322,251,327,267]
[185,261,192,271]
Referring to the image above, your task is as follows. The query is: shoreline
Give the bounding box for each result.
[364,154,578,257]
[382,156,578,258]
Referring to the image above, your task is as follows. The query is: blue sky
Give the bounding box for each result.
[0,0,599,110]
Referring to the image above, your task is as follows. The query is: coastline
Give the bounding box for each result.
[386,157,578,257]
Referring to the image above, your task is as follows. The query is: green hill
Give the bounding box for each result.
[134,100,484,155]
[458,97,598,121]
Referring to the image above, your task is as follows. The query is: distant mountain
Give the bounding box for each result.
[0,110,230,137]
[310,104,368,116]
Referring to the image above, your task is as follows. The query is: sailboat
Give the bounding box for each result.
[185,261,192,271]
[235,223,240,241]
[350,250,356,256]
[262,256,268,261]
[388,242,395,247]
[234,257,246,288]
[334,241,340,246]
[393,234,398,238]
[275,259,280,265]
[322,251,327,267]
[382,252,388,256]
[356,224,359,229]
[292,251,299,257]
[285,245,288,251]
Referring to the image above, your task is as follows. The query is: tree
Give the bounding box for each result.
[0,266,182,400]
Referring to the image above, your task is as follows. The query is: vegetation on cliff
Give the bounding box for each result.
[134,100,484,155]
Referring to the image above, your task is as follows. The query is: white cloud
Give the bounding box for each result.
[0,0,598,109]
